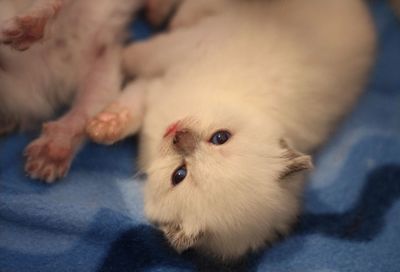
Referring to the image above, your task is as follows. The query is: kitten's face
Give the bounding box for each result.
[143,105,312,259]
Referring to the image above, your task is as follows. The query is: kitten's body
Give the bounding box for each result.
[88,0,376,259]
[0,0,142,181]
[139,0,375,160]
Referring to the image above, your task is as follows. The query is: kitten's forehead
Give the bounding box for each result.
[168,111,238,129]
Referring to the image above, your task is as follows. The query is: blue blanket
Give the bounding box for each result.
[1,2,400,271]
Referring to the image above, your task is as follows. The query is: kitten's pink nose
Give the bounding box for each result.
[164,122,179,138]
[173,129,197,155]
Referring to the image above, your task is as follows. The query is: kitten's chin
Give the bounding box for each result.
[195,213,299,261]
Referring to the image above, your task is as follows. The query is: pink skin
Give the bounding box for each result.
[85,102,133,145]
[24,117,84,181]
[163,121,180,138]
[86,80,146,145]
[0,0,63,50]
[87,20,193,146]
[0,0,140,182]
[87,0,209,147]
[24,44,123,183]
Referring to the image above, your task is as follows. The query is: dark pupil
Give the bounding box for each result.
[210,130,231,145]
[172,165,187,186]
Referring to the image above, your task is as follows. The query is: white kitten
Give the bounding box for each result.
[0,0,142,182]
[87,0,376,260]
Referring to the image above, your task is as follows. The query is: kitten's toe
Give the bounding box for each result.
[24,122,78,183]
[0,1,61,50]
[86,105,131,145]
[1,16,44,50]
[25,140,72,183]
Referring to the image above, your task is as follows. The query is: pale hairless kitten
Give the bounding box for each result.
[0,0,143,182]
[87,0,377,259]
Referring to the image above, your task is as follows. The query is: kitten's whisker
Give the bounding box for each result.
[130,169,145,180]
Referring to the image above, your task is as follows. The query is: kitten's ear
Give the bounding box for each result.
[279,139,313,179]
[160,223,203,253]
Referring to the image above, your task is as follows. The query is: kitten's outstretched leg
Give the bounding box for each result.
[24,45,122,183]
[123,39,166,77]
[0,0,63,50]
[86,80,146,145]
[123,32,194,77]
[125,0,226,78]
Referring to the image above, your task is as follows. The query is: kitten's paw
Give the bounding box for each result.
[0,1,61,50]
[86,104,131,145]
[1,15,49,50]
[24,122,78,183]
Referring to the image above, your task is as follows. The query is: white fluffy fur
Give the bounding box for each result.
[0,0,140,128]
[0,0,142,182]
[89,0,376,260]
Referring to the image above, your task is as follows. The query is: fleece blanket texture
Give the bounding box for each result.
[1,2,400,271]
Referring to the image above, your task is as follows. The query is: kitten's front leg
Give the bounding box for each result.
[24,45,122,183]
[123,31,193,78]
[0,0,64,50]
[86,80,146,145]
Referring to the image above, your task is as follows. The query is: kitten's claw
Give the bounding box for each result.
[0,1,62,50]
[24,122,76,183]
[24,139,71,183]
[86,104,131,145]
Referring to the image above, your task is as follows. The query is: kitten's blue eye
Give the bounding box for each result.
[172,165,187,186]
[209,130,231,145]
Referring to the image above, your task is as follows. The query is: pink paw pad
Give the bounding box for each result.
[86,106,131,145]
[1,16,46,50]
[24,139,72,183]
[24,122,77,183]
[0,2,61,50]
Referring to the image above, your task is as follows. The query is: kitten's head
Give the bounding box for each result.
[143,105,312,259]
